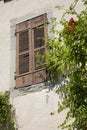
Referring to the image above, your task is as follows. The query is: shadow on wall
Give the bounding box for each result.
[0,0,13,3]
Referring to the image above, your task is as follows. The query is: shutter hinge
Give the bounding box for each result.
[14,72,16,80]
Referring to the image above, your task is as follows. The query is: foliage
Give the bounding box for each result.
[0,91,15,130]
[46,0,87,129]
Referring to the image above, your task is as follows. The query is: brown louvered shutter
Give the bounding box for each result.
[16,21,32,88]
[16,14,47,88]
[31,14,47,84]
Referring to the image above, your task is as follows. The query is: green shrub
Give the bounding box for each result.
[0,91,15,130]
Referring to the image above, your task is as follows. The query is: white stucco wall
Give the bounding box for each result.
[13,88,67,130]
[0,0,85,130]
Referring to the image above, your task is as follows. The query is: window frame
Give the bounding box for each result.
[15,13,47,88]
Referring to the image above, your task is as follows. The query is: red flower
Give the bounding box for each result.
[67,18,75,34]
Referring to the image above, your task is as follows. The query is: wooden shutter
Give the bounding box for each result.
[15,14,47,88]
[16,21,32,88]
[32,14,47,84]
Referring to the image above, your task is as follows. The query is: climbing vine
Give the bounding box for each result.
[46,0,87,129]
[0,91,15,130]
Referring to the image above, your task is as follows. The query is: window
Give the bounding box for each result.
[15,14,47,88]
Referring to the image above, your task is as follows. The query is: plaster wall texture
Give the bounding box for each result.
[13,88,67,130]
[0,0,85,130]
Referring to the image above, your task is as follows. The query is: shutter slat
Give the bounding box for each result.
[19,53,29,74]
[34,49,45,70]
[19,30,29,52]
[34,26,44,49]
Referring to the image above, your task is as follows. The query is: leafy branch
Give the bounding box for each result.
[46,0,87,129]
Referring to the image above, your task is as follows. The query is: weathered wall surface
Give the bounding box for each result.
[0,0,84,130]
[12,87,67,130]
